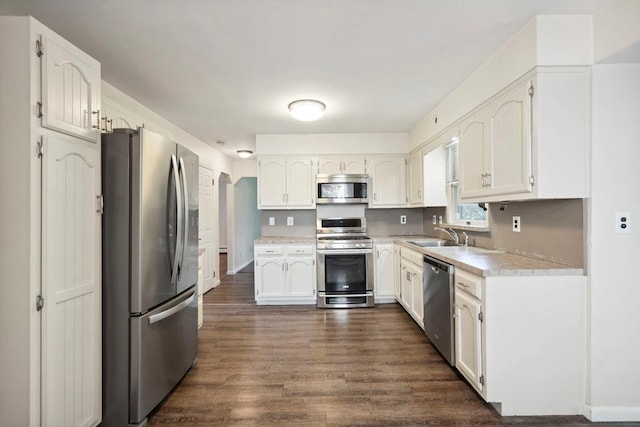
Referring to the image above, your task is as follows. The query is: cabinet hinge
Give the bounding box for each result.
[528,82,534,97]
[36,295,44,312]
[529,175,535,186]
[96,194,104,214]
[35,40,43,57]
[480,375,485,385]
[479,311,484,322]
[213,271,216,278]
[36,140,45,158]
[36,102,43,119]
[405,159,408,166]
[212,178,215,186]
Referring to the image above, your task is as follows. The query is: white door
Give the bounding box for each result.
[285,157,314,208]
[459,116,488,199]
[258,158,286,208]
[400,260,413,311]
[255,257,286,298]
[342,157,366,174]
[374,244,395,298]
[41,134,101,427]
[198,166,215,293]
[408,150,423,205]
[455,289,483,391]
[285,257,315,297]
[369,157,406,207]
[411,267,424,326]
[317,157,343,175]
[40,35,101,143]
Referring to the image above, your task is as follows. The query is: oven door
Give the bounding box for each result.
[317,248,374,308]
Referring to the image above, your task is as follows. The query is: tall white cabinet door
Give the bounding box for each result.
[285,257,315,297]
[487,81,532,196]
[255,257,286,297]
[459,116,488,199]
[258,158,286,208]
[285,158,314,208]
[42,135,101,427]
[407,150,423,206]
[198,166,216,293]
[455,289,483,392]
[40,35,101,143]
[369,157,406,207]
[410,266,423,326]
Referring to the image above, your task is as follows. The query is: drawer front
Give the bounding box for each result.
[255,245,285,256]
[455,269,482,299]
[285,245,314,256]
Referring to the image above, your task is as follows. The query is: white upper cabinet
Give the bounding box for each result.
[407,149,423,206]
[317,156,367,175]
[101,100,141,132]
[367,156,407,207]
[40,34,101,143]
[422,144,448,207]
[258,156,315,209]
[458,67,589,202]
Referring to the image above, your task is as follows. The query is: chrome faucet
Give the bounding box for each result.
[434,227,459,245]
[462,231,469,247]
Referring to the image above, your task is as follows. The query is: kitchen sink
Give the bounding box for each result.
[408,240,459,247]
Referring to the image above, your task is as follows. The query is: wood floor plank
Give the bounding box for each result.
[147,266,602,426]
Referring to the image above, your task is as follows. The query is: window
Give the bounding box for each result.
[446,137,488,226]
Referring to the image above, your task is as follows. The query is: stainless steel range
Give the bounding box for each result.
[316,217,374,308]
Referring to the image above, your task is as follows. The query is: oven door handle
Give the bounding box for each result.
[317,249,373,255]
[320,293,373,298]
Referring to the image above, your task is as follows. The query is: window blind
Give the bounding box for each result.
[446,138,459,185]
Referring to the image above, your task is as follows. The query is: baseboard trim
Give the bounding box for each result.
[584,404,640,421]
[229,258,253,275]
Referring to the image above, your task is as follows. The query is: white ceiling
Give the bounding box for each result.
[1,0,607,157]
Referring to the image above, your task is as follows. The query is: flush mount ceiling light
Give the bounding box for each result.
[236,150,253,159]
[288,99,326,121]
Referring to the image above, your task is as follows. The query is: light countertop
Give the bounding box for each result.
[255,236,316,244]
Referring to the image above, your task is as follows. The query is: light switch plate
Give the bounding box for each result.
[616,211,631,234]
[287,216,294,226]
[432,215,437,225]
[268,217,275,226]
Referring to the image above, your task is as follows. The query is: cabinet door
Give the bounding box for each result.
[400,260,413,310]
[459,114,489,199]
[255,257,286,298]
[393,246,401,300]
[374,244,395,298]
[42,135,101,427]
[40,35,101,143]
[455,289,483,391]
[343,157,366,174]
[317,157,342,175]
[411,266,424,326]
[285,256,315,297]
[102,101,140,131]
[369,157,407,207]
[407,150,423,206]
[285,158,314,208]
[487,80,532,196]
[258,158,286,208]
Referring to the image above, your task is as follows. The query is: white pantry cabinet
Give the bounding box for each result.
[254,244,316,304]
[453,267,586,415]
[398,246,423,329]
[373,243,395,303]
[458,67,589,202]
[367,156,407,207]
[317,156,366,174]
[258,156,315,209]
[0,17,101,427]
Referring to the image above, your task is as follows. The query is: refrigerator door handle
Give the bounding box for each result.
[171,155,184,284]
[148,289,196,325]
[179,157,189,270]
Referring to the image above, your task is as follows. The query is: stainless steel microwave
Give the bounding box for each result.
[316,174,369,204]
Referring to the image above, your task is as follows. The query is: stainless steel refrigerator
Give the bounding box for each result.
[101,128,199,427]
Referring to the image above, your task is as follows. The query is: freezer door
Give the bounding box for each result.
[129,286,198,424]
[131,128,180,313]
[176,144,199,294]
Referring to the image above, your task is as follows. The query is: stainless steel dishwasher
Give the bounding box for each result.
[423,254,455,365]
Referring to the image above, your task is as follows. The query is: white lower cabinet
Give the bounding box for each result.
[398,246,424,329]
[254,244,316,304]
[374,243,395,303]
[453,268,587,416]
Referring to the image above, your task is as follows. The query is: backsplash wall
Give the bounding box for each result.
[261,210,316,237]
[366,208,424,236]
[423,199,585,267]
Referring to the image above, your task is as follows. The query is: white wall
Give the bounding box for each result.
[593,0,640,63]
[587,64,640,422]
[233,177,261,272]
[256,132,408,154]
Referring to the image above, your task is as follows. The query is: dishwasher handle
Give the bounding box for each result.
[423,254,454,274]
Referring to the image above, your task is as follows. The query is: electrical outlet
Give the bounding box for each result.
[268,217,275,226]
[287,216,294,226]
[432,215,437,225]
[616,211,631,234]
[512,216,521,232]
[400,215,407,225]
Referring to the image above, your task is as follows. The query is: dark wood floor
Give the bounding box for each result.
[147,264,612,426]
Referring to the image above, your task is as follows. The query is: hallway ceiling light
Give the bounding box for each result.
[288,99,326,121]
[237,150,253,158]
